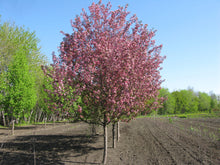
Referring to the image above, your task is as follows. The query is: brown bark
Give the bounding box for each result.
[91,124,96,135]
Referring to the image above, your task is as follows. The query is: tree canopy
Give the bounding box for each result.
[47,1,165,125]
[0,17,48,125]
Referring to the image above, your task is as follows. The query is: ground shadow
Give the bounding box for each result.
[0,134,102,165]
[0,128,8,130]
[14,126,38,130]
[62,160,101,165]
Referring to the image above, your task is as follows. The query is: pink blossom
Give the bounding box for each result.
[78,105,82,113]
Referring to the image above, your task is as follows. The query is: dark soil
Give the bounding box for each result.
[0,118,219,165]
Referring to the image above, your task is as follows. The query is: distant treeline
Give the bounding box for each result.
[158,88,220,115]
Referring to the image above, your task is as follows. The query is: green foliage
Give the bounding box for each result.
[158,88,176,115]
[157,88,219,116]
[210,98,217,110]
[0,71,7,108]
[171,90,198,114]
[198,92,211,112]
[0,18,48,124]
[38,71,53,114]
[210,93,218,112]
[6,46,37,119]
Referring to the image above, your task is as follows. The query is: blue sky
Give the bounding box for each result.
[1,0,220,94]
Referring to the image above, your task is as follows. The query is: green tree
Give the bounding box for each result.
[0,72,6,107]
[0,18,48,125]
[172,90,198,114]
[198,92,211,112]
[6,46,37,123]
[0,71,7,125]
[210,92,218,112]
[158,88,175,115]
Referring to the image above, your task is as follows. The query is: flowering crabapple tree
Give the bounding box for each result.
[47,1,165,164]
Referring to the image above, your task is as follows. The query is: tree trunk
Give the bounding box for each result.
[11,120,15,135]
[44,117,47,128]
[102,118,107,164]
[53,115,55,126]
[37,110,42,122]
[0,111,1,125]
[28,110,33,124]
[117,121,120,142]
[6,115,10,127]
[49,114,53,121]
[24,116,27,123]
[2,111,6,127]
[34,112,37,123]
[16,117,19,124]
[112,123,116,148]
[91,124,96,135]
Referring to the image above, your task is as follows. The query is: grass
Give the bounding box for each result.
[186,112,220,118]
[168,117,173,123]
[14,122,46,127]
[0,125,7,129]
[162,111,220,118]
[177,114,187,118]
[14,119,72,127]
[137,111,220,119]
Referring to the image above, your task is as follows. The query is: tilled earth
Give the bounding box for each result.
[0,117,219,165]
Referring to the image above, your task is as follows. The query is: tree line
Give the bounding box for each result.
[0,17,51,126]
[158,88,220,115]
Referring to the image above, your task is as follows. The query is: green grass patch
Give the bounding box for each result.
[168,117,173,123]
[186,112,220,118]
[0,125,8,129]
[137,111,220,119]
[177,114,187,118]
[0,119,72,128]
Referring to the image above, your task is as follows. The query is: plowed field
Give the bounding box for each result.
[0,117,219,165]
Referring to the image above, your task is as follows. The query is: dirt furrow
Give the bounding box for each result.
[175,119,220,131]
[141,122,177,164]
[147,119,204,165]
[153,119,219,165]
[0,118,219,165]
[187,118,220,128]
